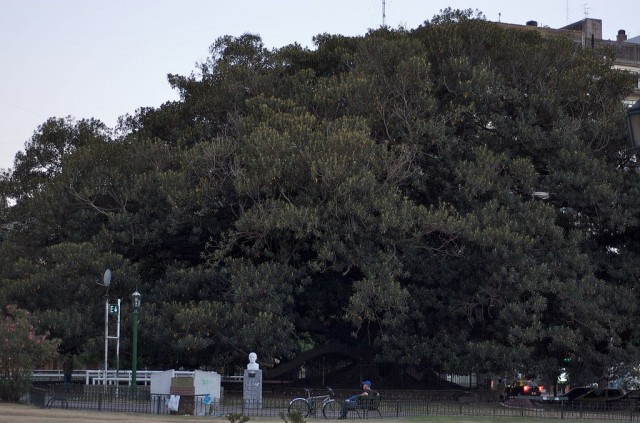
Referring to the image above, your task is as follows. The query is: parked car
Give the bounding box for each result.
[506,380,542,397]
[570,388,626,409]
[559,386,594,401]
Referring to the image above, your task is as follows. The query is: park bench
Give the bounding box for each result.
[46,383,85,408]
[344,395,382,419]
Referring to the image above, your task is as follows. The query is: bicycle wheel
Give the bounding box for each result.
[322,399,342,419]
[288,398,311,417]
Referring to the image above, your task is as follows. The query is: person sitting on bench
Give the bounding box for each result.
[338,380,378,419]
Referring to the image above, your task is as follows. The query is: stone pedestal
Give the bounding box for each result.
[243,369,262,409]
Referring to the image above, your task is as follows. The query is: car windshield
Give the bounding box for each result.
[564,387,593,400]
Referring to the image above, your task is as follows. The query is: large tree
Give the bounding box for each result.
[1,9,638,386]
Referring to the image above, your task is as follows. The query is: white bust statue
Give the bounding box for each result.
[247,352,259,370]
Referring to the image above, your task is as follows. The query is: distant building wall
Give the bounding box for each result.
[561,18,603,43]
[493,17,640,104]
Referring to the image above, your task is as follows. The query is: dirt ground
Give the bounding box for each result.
[0,402,238,423]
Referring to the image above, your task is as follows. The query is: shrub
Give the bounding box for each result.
[226,413,250,423]
[0,305,59,401]
[280,410,305,423]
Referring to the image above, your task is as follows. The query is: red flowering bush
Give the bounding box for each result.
[0,305,60,401]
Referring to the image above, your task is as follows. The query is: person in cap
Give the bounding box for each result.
[338,380,378,419]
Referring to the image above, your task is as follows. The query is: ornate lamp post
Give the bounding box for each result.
[131,290,141,396]
[628,99,640,149]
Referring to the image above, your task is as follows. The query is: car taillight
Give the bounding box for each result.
[538,385,544,392]
[523,385,530,393]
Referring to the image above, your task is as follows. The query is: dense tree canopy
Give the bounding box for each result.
[1,9,639,387]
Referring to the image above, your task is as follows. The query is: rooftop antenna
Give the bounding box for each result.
[583,3,590,19]
[382,0,386,27]
[566,0,569,24]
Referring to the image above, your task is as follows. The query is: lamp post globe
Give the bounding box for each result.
[132,290,142,309]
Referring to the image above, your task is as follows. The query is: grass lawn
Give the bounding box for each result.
[0,402,623,423]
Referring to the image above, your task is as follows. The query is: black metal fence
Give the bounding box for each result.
[29,385,640,421]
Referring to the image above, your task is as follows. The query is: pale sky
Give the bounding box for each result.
[1,0,639,171]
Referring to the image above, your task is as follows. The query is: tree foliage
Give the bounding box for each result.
[1,10,639,386]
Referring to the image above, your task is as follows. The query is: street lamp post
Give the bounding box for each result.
[628,99,640,149]
[100,269,112,386]
[131,290,141,396]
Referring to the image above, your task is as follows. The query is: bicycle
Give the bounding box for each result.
[288,386,342,419]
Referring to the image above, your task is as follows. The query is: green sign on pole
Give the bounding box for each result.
[109,304,119,314]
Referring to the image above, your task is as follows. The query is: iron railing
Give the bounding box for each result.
[29,385,640,421]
